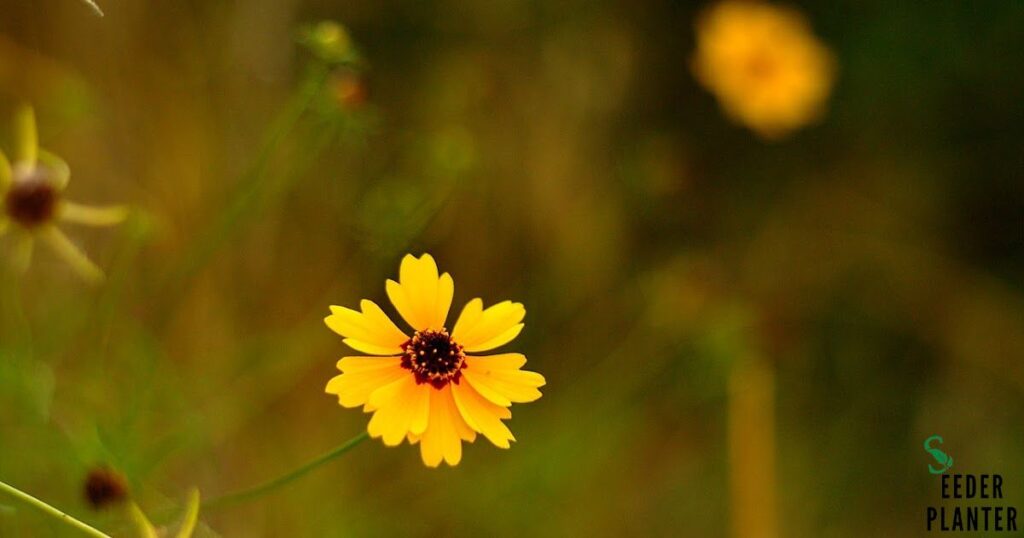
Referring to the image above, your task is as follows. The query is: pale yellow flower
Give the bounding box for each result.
[325,254,545,467]
[0,105,127,282]
[692,1,835,139]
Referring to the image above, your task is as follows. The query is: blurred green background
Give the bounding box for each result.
[1,0,1023,536]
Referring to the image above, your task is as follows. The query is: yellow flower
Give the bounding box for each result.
[325,254,545,467]
[692,1,835,139]
[0,105,127,282]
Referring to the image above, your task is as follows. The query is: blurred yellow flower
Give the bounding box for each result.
[692,1,835,139]
[325,254,545,467]
[0,105,127,282]
[298,21,358,65]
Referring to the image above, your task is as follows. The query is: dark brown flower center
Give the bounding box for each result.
[83,467,128,510]
[5,168,58,228]
[401,329,465,389]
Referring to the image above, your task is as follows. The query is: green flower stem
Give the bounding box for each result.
[0,480,110,538]
[202,431,368,511]
[169,62,330,290]
[153,62,333,330]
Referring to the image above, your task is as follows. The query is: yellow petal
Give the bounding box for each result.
[13,105,37,166]
[37,149,70,190]
[419,385,473,467]
[452,381,515,448]
[455,409,477,442]
[451,300,525,352]
[173,489,200,538]
[386,254,453,331]
[462,355,545,406]
[80,0,104,16]
[451,298,483,336]
[325,301,408,356]
[38,226,103,283]
[335,356,401,372]
[366,375,429,446]
[127,502,158,538]
[325,357,405,408]
[469,353,527,370]
[0,149,11,190]
[58,201,128,227]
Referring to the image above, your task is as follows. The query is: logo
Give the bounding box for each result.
[924,435,953,475]
[923,435,1019,533]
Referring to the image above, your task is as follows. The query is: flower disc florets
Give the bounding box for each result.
[5,168,58,228]
[401,328,465,389]
[83,467,128,510]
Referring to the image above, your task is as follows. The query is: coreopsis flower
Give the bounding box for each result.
[325,254,545,467]
[0,105,126,282]
[692,1,835,139]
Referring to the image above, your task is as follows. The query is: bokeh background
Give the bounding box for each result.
[1,1,1023,536]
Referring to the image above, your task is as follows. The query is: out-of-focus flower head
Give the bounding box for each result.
[0,105,127,282]
[692,1,836,139]
[84,466,203,537]
[83,467,128,510]
[330,69,368,111]
[301,21,374,124]
[298,21,360,66]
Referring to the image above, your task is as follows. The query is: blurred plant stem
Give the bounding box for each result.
[159,61,332,316]
[202,431,368,511]
[728,356,778,538]
[1,271,31,355]
[0,480,110,538]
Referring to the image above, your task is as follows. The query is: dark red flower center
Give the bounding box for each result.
[401,329,465,389]
[5,168,58,228]
[83,467,128,510]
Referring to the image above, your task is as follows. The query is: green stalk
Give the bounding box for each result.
[170,62,330,289]
[152,62,332,330]
[0,480,110,538]
[202,431,368,511]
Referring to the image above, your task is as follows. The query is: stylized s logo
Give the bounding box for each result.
[924,435,953,475]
